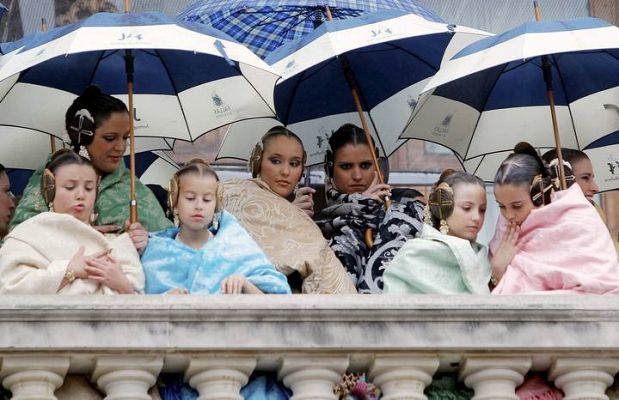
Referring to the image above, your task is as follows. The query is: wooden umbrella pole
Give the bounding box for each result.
[40,18,56,153]
[124,0,138,222]
[324,5,391,208]
[534,0,567,190]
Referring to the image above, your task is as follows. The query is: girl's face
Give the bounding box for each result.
[86,111,130,174]
[176,173,218,233]
[259,135,304,197]
[571,158,599,203]
[445,183,487,241]
[52,164,98,224]
[332,143,376,194]
[494,183,535,226]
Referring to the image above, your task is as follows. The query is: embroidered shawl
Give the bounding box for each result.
[141,211,290,294]
[491,185,619,294]
[222,179,356,294]
[314,187,425,293]
[384,224,491,294]
[0,212,144,294]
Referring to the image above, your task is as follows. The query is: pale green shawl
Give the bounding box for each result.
[384,225,491,294]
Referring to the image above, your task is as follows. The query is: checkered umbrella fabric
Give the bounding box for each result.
[178,0,443,59]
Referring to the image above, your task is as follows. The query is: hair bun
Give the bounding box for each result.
[437,168,456,185]
[514,141,549,177]
[80,85,103,100]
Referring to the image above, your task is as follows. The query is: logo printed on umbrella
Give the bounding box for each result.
[283,58,299,77]
[212,92,232,118]
[370,27,394,39]
[432,113,454,138]
[608,161,619,176]
[118,32,143,41]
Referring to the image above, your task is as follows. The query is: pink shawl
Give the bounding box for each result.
[490,185,619,294]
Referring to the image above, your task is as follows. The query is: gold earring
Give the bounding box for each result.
[48,202,54,212]
[439,219,449,235]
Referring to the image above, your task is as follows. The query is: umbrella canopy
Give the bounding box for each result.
[253,10,489,166]
[178,0,443,59]
[0,11,278,143]
[401,17,619,164]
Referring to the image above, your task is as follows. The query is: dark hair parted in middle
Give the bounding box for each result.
[494,142,573,206]
[64,85,128,152]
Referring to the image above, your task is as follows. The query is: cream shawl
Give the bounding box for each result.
[0,212,144,294]
[223,179,356,294]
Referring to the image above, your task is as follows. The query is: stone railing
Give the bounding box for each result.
[1,294,619,399]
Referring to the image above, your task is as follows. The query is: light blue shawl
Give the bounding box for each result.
[142,211,290,294]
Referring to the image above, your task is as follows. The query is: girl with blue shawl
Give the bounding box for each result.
[141,159,290,295]
[141,159,291,400]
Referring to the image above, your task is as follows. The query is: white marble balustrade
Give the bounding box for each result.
[0,295,618,399]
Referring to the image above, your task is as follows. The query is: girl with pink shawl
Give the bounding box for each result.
[490,143,619,295]
[489,143,619,400]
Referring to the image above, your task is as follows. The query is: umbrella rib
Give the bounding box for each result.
[86,50,110,88]
[379,41,441,73]
[462,63,511,160]
[550,54,580,150]
[153,49,194,141]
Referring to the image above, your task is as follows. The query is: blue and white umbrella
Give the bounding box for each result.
[179,0,443,59]
[0,11,278,143]
[240,10,488,166]
[402,17,619,172]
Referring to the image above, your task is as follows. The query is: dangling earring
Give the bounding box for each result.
[439,219,449,235]
[211,212,220,231]
[48,202,54,212]
[422,205,432,225]
[173,209,179,227]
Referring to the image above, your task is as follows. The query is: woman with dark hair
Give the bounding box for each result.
[314,123,425,293]
[490,142,619,294]
[10,86,172,251]
[223,125,356,294]
[384,170,490,294]
[0,150,143,294]
[0,163,16,242]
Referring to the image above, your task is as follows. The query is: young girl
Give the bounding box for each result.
[314,123,425,293]
[384,170,491,295]
[0,150,143,294]
[491,143,619,294]
[141,159,290,295]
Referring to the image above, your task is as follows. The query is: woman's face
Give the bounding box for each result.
[494,183,535,226]
[571,157,599,203]
[259,135,304,197]
[332,143,376,194]
[86,112,130,174]
[52,164,98,224]
[445,183,487,241]
[176,173,218,234]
